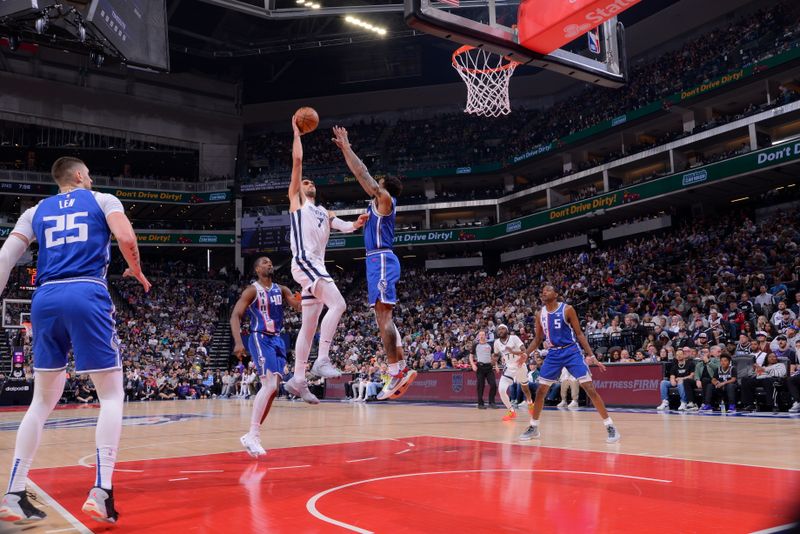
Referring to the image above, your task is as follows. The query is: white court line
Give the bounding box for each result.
[750,523,800,534]
[306,468,671,533]
[444,450,458,453]
[266,464,311,471]
[168,477,189,482]
[423,434,800,472]
[76,454,144,473]
[44,528,80,533]
[394,449,411,455]
[27,480,91,534]
[345,457,377,463]
[179,470,224,474]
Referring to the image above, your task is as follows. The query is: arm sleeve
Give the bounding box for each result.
[11,207,36,243]
[0,235,29,296]
[330,217,357,233]
[93,192,125,217]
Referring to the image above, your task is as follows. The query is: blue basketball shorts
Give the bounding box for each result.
[366,251,400,306]
[248,332,287,376]
[538,344,591,384]
[30,280,121,373]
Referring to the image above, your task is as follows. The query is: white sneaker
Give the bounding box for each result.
[557,400,568,408]
[656,400,669,411]
[240,433,267,458]
[789,402,800,413]
[686,402,699,411]
[678,402,687,411]
[283,377,320,405]
[568,400,579,409]
[311,358,341,378]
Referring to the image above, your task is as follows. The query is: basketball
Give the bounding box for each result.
[295,107,319,135]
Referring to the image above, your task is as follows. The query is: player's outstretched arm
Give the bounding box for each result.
[280,284,302,312]
[230,285,257,360]
[107,211,151,293]
[565,305,606,371]
[0,234,29,297]
[289,114,303,212]
[332,126,393,214]
[328,211,369,233]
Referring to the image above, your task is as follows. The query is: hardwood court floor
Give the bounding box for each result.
[0,399,798,533]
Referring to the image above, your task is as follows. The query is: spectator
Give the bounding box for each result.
[695,345,722,411]
[556,368,579,409]
[740,353,787,412]
[712,353,738,412]
[656,349,697,411]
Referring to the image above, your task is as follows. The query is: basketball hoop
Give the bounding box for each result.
[452,45,519,117]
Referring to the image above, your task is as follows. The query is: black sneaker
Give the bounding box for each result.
[82,487,118,523]
[477,404,487,410]
[489,403,499,409]
[0,490,47,524]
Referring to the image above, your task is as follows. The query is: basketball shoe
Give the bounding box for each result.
[311,358,341,379]
[283,377,320,405]
[502,410,517,421]
[82,487,118,523]
[0,491,46,524]
[377,368,417,401]
[519,425,541,440]
[240,433,267,457]
[606,425,621,444]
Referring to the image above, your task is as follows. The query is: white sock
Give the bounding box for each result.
[388,362,400,376]
[7,371,65,493]
[294,301,323,377]
[529,419,538,426]
[250,374,278,437]
[498,376,513,410]
[603,417,614,427]
[398,359,407,371]
[92,370,125,490]
[314,281,346,362]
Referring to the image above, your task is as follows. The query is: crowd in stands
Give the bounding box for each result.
[324,206,800,411]
[243,3,800,185]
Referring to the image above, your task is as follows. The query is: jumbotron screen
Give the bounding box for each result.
[85,0,169,71]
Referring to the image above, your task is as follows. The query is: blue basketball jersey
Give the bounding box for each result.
[247,282,284,334]
[364,197,396,252]
[32,189,112,285]
[540,303,577,347]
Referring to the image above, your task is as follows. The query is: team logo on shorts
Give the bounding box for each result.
[451,373,463,393]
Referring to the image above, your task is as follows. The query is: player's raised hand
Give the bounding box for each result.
[331,126,350,150]
[291,113,301,137]
[354,213,369,229]
[124,268,151,293]
[233,343,246,361]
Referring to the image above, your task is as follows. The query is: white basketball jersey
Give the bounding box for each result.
[289,201,330,263]
[494,335,524,369]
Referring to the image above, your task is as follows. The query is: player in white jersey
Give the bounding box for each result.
[284,113,368,404]
[0,157,150,524]
[493,325,534,421]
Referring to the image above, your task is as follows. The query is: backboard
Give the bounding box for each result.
[405,0,637,87]
[2,298,31,330]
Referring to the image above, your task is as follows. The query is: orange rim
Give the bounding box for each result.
[451,45,519,74]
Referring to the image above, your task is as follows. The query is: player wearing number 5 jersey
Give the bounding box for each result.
[230,256,300,458]
[520,285,621,444]
[0,157,150,525]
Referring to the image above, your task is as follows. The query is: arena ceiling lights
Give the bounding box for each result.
[344,15,388,35]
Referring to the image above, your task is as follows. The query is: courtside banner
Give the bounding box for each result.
[590,363,663,406]
[327,366,662,406]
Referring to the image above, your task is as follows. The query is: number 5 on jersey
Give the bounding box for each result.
[42,212,89,248]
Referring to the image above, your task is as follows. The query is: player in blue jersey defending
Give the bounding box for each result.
[230,256,300,457]
[0,157,150,525]
[332,126,417,400]
[520,285,621,443]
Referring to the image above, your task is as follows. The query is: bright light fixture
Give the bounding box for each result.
[344,15,387,35]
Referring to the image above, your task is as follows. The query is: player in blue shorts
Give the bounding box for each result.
[230,256,300,457]
[332,126,417,400]
[0,157,150,524]
[520,285,621,443]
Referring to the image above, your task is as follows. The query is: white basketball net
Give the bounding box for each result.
[452,45,519,117]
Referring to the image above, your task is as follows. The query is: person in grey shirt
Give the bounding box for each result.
[469,330,497,409]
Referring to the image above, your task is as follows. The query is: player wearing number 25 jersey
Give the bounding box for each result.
[0,157,150,525]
